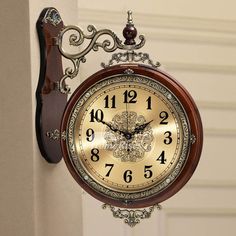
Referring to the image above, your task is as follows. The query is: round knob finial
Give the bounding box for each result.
[123,10,137,45]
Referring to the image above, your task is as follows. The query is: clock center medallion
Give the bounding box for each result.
[104,111,154,162]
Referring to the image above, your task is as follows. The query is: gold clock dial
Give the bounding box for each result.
[64,69,190,202]
[74,82,182,192]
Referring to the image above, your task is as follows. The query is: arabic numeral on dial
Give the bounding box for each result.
[160,111,169,124]
[86,128,94,142]
[90,109,104,122]
[146,96,152,110]
[105,164,114,177]
[157,151,167,164]
[164,131,172,145]
[144,165,153,179]
[123,170,132,183]
[91,148,99,162]
[123,90,137,103]
[104,95,116,108]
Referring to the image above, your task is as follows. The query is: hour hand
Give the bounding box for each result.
[132,120,153,135]
[95,118,116,131]
[95,117,134,139]
[95,117,123,134]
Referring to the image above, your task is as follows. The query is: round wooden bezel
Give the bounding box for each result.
[61,64,203,208]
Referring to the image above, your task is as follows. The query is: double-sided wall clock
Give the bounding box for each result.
[36,7,203,227]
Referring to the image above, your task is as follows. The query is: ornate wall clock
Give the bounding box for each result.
[36,8,203,227]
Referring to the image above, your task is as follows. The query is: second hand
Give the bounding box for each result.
[126,101,131,153]
[126,102,129,133]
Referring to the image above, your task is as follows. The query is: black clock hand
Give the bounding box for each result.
[96,117,133,140]
[95,117,118,132]
[131,119,153,135]
[95,117,128,136]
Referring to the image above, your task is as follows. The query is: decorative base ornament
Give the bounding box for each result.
[102,204,162,227]
[36,7,203,227]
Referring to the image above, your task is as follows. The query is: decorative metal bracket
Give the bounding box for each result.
[55,10,147,94]
[36,7,159,163]
[102,204,162,227]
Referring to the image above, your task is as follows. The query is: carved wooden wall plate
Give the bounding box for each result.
[36,8,67,163]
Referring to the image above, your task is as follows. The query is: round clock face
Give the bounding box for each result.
[61,64,203,208]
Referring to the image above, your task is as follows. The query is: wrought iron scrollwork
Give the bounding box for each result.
[55,11,146,94]
[102,204,162,227]
[57,24,145,59]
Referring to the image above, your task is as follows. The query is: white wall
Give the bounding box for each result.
[0,1,33,235]
[77,0,236,20]
[0,1,83,236]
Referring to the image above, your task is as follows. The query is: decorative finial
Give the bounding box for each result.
[127,10,133,24]
[123,10,137,45]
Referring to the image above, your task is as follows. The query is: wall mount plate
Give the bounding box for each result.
[36,8,67,163]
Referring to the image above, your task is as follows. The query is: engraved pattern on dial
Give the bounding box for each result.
[104,110,154,162]
[67,74,190,197]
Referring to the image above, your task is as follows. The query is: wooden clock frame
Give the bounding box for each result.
[60,64,203,208]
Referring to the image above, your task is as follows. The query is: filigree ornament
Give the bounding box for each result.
[102,204,162,227]
[101,51,161,69]
[46,129,66,140]
[104,111,154,162]
[190,134,197,144]
[124,68,134,74]
[56,57,86,94]
[43,8,62,26]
